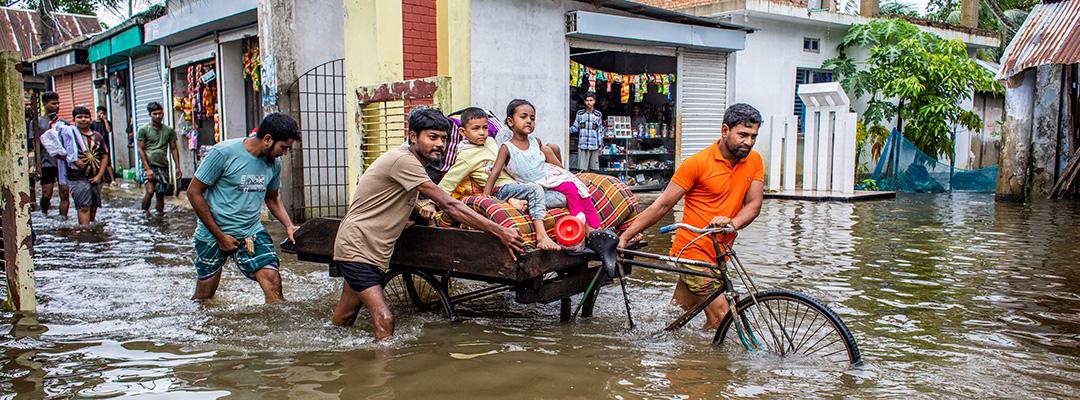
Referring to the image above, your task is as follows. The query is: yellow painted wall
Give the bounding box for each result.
[343,0,404,194]
[437,0,470,112]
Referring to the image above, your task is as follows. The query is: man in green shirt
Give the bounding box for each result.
[137,102,182,213]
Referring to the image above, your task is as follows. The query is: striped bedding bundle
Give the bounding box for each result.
[433,173,640,248]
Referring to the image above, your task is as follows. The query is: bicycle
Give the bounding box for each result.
[615,223,862,367]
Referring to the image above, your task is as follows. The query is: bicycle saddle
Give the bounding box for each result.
[586,229,620,278]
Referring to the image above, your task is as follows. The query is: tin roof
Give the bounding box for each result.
[0,7,102,61]
[997,0,1080,80]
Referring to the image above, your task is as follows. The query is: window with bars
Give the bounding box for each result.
[359,101,408,167]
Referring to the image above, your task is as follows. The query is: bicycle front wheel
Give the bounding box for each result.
[715,289,861,366]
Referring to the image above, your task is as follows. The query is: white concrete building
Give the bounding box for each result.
[641,0,1002,172]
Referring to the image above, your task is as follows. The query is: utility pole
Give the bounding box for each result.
[1,51,37,312]
[36,0,59,50]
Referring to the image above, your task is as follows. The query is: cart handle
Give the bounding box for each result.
[659,223,734,235]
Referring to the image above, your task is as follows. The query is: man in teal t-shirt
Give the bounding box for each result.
[187,113,300,304]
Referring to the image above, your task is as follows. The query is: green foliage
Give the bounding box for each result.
[856,120,890,160]
[823,18,1004,160]
[922,0,1037,61]
[23,0,96,15]
[881,0,920,17]
[857,178,880,191]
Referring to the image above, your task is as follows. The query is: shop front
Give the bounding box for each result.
[569,49,677,191]
[87,8,168,175]
[144,0,259,186]
[564,10,745,191]
[167,34,220,182]
[466,2,747,192]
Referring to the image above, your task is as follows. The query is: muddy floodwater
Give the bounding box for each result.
[2,187,1079,398]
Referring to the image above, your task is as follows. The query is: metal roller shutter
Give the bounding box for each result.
[71,69,94,116]
[678,49,728,161]
[168,35,216,68]
[52,69,94,121]
[53,74,72,120]
[132,53,164,130]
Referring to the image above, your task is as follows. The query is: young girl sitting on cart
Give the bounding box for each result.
[483,99,602,246]
[420,107,562,250]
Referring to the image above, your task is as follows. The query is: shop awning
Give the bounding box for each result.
[144,0,257,46]
[34,49,89,75]
[88,26,145,63]
[566,11,746,52]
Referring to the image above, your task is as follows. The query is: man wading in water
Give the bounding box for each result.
[187,113,300,303]
[330,107,524,341]
[618,103,765,330]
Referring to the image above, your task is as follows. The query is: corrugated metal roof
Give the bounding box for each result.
[997,0,1080,80]
[0,7,102,62]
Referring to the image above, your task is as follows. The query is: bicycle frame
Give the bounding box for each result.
[616,231,800,355]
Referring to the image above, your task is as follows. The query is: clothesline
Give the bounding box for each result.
[569,61,676,103]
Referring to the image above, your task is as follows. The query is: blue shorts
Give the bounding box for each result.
[193,230,279,280]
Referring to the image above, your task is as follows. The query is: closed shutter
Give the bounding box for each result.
[168,35,216,69]
[52,69,94,121]
[53,74,72,119]
[71,69,94,115]
[678,49,728,161]
[132,53,164,130]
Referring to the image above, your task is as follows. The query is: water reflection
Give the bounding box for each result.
[1,188,1078,398]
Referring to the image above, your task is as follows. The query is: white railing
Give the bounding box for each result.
[767,82,858,194]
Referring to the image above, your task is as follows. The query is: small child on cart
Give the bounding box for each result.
[419,107,565,250]
[483,99,602,245]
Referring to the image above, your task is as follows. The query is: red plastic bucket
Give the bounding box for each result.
[555,216,586,247]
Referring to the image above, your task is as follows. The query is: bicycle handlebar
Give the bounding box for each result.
[659,223,734,235]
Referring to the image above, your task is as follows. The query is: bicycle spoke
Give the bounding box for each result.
[799,325,836,356]
[803,337,841,357]
[793,313,824,353]
[753,302,786,355]
[790,302,809,344]
[817,347,848,360]
[747,304,776,352]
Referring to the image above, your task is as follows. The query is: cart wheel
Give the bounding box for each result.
[382,269,459,321]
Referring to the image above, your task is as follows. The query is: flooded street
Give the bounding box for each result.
[3,186,1079,398]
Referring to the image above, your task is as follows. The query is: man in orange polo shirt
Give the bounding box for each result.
[618,103,764,329]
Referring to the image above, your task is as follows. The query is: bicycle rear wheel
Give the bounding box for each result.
[715,289,861,366]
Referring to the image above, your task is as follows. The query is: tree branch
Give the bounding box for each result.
[981,0,1019,32]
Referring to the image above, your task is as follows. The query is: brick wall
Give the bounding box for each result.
[402,0,438,80]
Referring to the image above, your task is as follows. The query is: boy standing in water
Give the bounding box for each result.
[67,107,110,225]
